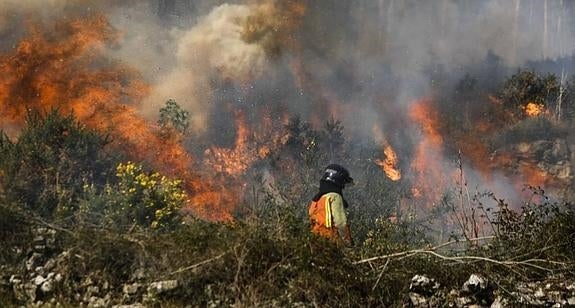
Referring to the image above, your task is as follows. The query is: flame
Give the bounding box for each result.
[375,145,402,181]
[407,96,561,208]
[408,98,447,202]
[372,124,401,181]
[205,112,251,176]
[0,15,237,221]
[204,110,287,176]
[523,102,544,117]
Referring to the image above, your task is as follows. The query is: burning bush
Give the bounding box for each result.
[498,70,559,121]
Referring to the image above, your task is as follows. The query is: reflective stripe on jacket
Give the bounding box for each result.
[308,192,347,240]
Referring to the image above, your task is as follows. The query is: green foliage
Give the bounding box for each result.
[489,188,575,267]
[499,70,560,120]
[158,99,190,134]
[79,161,186,231]
[1,68,574,305]
[361,217,431,256]
[2,184,574,306]
[0,110,116,218]
[492,116,568,147]
[282,115,321,165]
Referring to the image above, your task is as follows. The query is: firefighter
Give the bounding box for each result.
[308,164,354,245]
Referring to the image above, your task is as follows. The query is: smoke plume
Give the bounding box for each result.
[1,0,574,219]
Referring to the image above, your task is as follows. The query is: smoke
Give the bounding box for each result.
[1,0,574,218]
[141,3,269,132]
[0,0,68,14]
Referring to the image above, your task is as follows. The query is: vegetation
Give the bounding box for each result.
[158,99,190,134]
[0,110,117,219]
[1,67,575,306]
[79,161,187,231]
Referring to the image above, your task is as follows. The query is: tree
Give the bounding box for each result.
[562,76,575,123]
[321,117,345,162]
[158,99,190,134]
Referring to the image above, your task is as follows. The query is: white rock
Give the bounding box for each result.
[32,275,46,286]
[534,288,545,299]
[40,280,53,293]
[148,280,179,295]
[410,274,439,294]
[123,283,141,295]
[9,275,21,285]
[408,292,427,307]
[462,274,488,293]
[455,296,473,307]
[490,296,505,308]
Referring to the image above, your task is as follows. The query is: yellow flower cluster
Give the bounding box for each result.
[116,161,138,177]
[115,161,187,229]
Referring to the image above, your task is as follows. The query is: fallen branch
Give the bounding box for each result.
[372,258,390,291]
[31,215,76,237]
[354,247,569,273]
[354,236,495,265]
[418,251,565,272]
[164,252,227,278]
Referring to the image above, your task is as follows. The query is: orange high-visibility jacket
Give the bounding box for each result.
[308,192,347,240]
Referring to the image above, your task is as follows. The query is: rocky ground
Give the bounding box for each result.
[1,227,574,307]
[406,274,575,307]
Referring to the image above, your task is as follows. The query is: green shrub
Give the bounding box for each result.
[0,110,116,218]
[499,70,560,120]
[490,190,575,266]
[158,99,190,134]
[79,161,186,231]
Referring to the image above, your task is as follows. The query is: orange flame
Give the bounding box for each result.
[523,102,544,117]
[408,98,446,202]
[204,112,251,176]
[372,124,401,181]
[375,145,402,181]
[0,16,236,221]
[204,110,288,176]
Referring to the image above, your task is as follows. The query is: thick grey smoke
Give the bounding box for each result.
[3,0,573,129]
[140,3,268,132]
[1,0,573,203]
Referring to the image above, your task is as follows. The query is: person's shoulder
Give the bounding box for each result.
[323,192,343,200]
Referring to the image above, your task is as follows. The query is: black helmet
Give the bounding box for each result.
[321,164,354,188]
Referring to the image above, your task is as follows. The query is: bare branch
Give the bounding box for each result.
[372,258,390,291]
[353,236,495,265]
[163,252,227,278]
[355,246,569,273]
